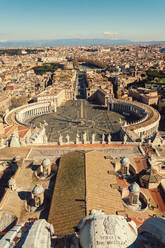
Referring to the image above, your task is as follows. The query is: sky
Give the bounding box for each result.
[0,0,165,41]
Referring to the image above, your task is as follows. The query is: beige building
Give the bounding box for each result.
[0,96,11,114]
[129,88,158,105]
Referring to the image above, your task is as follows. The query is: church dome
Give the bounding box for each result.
[8,177,15,186]
[140,217,165,245]
[120,157,130,165]
[42,158,51,167]
[129,182,140,193]
[78,211,137,248]
[32,184,44,195]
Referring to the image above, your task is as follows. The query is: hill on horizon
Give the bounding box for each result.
[0,39,165,48]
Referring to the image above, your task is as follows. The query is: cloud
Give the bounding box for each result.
[0,40,8,43]
[104,32,119,36]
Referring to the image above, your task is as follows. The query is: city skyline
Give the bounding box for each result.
[0,6,165,244]
[0,0,165,41]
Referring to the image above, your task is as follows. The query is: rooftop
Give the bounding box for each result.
[48,151,86,236]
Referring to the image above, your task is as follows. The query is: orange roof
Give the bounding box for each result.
[131,216,150,227]
[116,177,129,188]
[4,125,16,137]
[18,126,29,138]
[149,188,165,212]
[4,126,13,134]
[6,85,15,90]
[134,157,148,173]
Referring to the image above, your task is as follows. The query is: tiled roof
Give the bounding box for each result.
[85,150,125,215]
[18,126,29,138]
[48,149,165,236]
[48,151,86,236]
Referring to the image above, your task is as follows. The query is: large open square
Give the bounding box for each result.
[28,100,127,142]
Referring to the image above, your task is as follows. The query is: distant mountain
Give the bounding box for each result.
[0,39,165,48]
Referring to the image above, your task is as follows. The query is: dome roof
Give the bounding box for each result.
[32,184,44,195]
[129,182,140,193]
[140,217,165,245]
[78,211,137,248]
[42,158,51,167]
[8,177,15,186]
[120,157,130,165]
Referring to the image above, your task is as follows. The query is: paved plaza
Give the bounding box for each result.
[28,100,126,142]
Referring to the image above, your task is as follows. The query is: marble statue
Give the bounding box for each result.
[76,133,81,144]
[0,138,4,147]
[39,122,43,128]
[59,134,63,145]
[66,134,70,144]
[102,133,105,144]
[108,134,111,144]
[43,120,48,127]
[43,133,48,144]
[9,132,20,147]
[20,137,26,146]
[92,133,96,144]
[83,132,87,144]
[141,135,144,143]
[123,134,127,144]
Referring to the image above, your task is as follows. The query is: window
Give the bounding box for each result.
[44,168,49,176]
[132,195,138,204]
[35,196,40,207]
[123,166,127,175]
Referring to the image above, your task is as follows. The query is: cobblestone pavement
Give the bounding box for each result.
[28,100,126,142]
